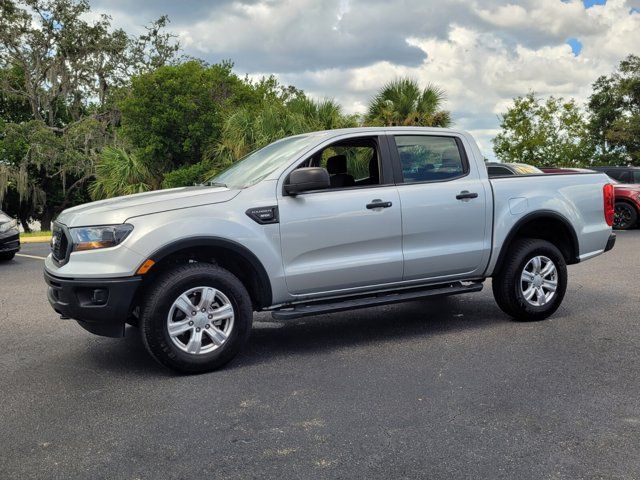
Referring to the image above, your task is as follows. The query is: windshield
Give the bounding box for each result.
[207,134,320,189]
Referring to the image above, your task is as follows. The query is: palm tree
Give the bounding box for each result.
[209,97,358,174]
[366,78,452,127]
[287,97,357,131]
[89,147,157,200]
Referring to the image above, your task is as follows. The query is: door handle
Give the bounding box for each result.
[456,191,478,200]
[366,200,393,209]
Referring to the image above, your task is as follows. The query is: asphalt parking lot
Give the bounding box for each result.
[1,234,639,479]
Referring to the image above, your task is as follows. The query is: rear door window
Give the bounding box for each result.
[395,136,467,183]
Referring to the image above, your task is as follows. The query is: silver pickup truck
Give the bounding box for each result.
[44,127,616,372]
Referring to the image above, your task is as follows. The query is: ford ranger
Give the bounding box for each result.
[44,127,617,372]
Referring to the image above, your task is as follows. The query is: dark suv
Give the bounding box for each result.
[592,166,640,184]
[0,210,20,261]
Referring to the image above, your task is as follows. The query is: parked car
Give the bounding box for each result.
[591,166,640,184]
[486,162,543,176]
[541,168,639,230]
[609,181,640,230]
[0,210,20,261]
[44,127,616,373]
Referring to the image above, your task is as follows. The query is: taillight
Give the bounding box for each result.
[603,183,615,227]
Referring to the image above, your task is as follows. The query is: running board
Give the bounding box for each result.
[271,282,483,320]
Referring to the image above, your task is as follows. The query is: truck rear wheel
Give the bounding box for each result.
[140,263,253,373]
[492,238,567,321]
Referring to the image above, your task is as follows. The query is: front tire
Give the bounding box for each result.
[140,263,253,373]
[613,202,637,230]
[492,238,567,321]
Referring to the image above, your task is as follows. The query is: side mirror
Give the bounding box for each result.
[284,167,330,195]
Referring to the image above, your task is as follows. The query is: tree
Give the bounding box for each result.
[0,65,32,124]
[0,0,179,225]
[588,55,640,165]
[492,93,594,167]
[366,78,451,127]
[0,120,99,230]
[140,72,358,188]
[0,0,180,124]
[1,0,123,125]
[118,60,256,178]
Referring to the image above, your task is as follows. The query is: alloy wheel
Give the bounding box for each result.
[166,286,235,355]
[614,204,634,229]
[520,255,558,307]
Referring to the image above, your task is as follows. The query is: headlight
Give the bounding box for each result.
[0,218,18,233]
[69,224,133,252]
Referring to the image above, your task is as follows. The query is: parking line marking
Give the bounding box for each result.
[16,253,47,260]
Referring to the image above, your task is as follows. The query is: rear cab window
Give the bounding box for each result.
[488,166,514,176]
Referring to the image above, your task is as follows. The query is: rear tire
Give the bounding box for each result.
[613,202,637,230]
[492,238,567,321]
[140,263,253,373]
[0,252,15,261]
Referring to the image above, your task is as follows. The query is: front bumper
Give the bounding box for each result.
[0,231,20,254]
[44,269,141,337]
[605,233,616,252]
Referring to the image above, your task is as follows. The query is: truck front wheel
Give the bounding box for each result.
[140,263,253,373]
[492,238,567,321]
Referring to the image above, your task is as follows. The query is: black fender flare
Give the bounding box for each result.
[147,236,273,308]
[492,210,580,275]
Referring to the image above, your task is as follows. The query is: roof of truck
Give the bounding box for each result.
[298,126,470,138]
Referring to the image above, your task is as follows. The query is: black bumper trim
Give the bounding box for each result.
[44,270,141,338]
[605,233,616,252]
[0,232,20,254]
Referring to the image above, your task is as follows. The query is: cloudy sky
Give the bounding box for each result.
[90,0,640,158]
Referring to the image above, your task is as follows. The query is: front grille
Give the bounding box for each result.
[51,224,70,265]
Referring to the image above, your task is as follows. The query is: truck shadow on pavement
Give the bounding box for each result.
[81,282,617,375]
[84,295,519,375]
[233,296,515,370]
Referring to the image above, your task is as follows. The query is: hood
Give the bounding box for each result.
[57,186,240,227]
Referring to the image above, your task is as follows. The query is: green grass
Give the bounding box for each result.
[20,230,51,238]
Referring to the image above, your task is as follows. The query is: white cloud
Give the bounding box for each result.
[276,2,640,158]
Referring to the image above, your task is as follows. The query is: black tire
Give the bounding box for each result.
[140,263,253,373]
[613,202,637,230]
[0,252,16,261]
[492,238,567,322]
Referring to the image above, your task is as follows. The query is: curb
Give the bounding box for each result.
[20,236,52,244]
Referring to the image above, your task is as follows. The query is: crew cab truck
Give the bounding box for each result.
[44,127,617,373]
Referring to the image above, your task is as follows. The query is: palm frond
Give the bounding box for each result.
[366,77,451,127]
[89,147,153,199]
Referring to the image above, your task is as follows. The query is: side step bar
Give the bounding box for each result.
[271,281,483,320]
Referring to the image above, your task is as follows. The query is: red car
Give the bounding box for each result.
[541,167,640,230]
[610,182,640,229]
